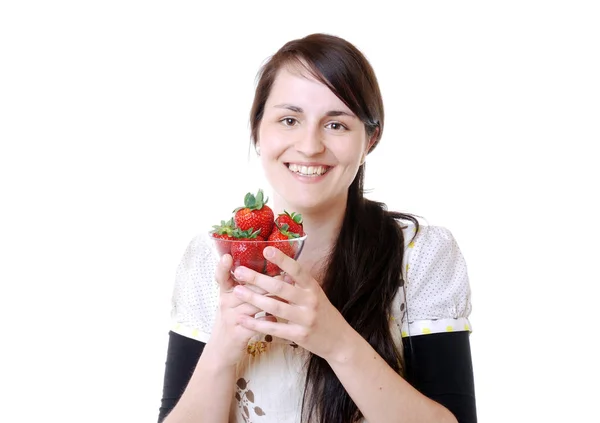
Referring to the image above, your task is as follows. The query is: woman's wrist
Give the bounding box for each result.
[324,323,368,367]
[202,335,243,370]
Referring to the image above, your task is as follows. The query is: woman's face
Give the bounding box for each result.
[258,66,371,213]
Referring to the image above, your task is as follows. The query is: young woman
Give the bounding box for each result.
[158,33,476,423]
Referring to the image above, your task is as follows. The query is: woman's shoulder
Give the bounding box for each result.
[173,232,218,292]
[403,221,467,276]
[170,232,220,343]
[398,218,459,250]
[394,218,473,337]
[178,232,214,263]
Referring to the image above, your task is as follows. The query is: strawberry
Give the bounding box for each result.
[231,228,265,273]
[265,259,282,277]
[210,218,236,255]
[233,189,274,238]
[275,210,304,236]
[265,223,300,276]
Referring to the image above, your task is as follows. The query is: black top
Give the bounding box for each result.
[157,330,477,423]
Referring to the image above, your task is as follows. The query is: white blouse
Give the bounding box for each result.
[169,221,472,423]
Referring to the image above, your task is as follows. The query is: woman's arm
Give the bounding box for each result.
[403,332,477,423]
[160,254,262,423]
[326,330,477,423]
[325,325,461,423]
[158,332,205,422]
[161,339,237,423]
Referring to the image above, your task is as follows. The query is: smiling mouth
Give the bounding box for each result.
[285,163,332,177]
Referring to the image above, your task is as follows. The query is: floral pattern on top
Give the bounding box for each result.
[236,378,266,422]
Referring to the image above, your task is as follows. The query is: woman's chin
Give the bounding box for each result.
[280,190,347,216]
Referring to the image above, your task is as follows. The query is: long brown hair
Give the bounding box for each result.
[250,33,418,423]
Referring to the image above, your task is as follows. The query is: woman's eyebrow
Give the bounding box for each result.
[274,104,303,113]
[325,110,355,118]
[273,104,355,118]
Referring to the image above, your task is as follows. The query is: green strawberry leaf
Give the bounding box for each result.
[243,189,268,210]
[292,212,302,224]
[211,218,236,235]
[244,192,257,209]
[233,227,261,239]
[282,210,303,224]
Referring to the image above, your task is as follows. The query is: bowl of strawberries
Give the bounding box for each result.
[209,189,307,282]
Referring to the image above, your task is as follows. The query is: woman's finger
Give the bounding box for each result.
[215,254,236,294]
[233,285,300,323]
[233,266,299,304]
[262,247,314,289]
[238,315,301,342]
[233,302,263,317]
[256,315,278,323]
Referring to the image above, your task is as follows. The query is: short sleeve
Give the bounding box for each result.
[170,234,220,343]
[400,225,473,337]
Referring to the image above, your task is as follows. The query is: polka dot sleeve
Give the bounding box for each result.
[170,234,220,343]
[400,225,472,337]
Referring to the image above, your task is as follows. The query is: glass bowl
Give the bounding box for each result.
[208,233,307,284]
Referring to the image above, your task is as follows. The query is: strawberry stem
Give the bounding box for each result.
[282,210,303,224]
[274,222,299,239]
[232,227,262,239]
[234,189,269,213]
[211,218,236,235]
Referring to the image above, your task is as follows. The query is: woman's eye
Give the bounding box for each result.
[326,122,347,131]
[281,117,298,127]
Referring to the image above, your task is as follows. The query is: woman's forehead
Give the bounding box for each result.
[267,66,351,114]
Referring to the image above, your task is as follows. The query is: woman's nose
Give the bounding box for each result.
[294,126,325,156]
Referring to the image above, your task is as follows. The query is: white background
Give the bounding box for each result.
[1,1,599,422]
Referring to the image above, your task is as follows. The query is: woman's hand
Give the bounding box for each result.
[209,254,264,367]
[231,246,354,362]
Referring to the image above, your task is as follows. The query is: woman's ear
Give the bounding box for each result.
[362,129,379,164]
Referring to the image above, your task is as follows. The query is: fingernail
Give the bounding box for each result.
[233,286,244,297]
[234,267,246,280]
[264,247,275,258]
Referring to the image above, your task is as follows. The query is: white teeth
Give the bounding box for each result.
[288,163,328,176]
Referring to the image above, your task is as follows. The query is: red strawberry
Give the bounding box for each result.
[275,210,304,236]
[265,223,301,276]
[210,218,236,255]
[231,228,265,273]
[233,189,274,238]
